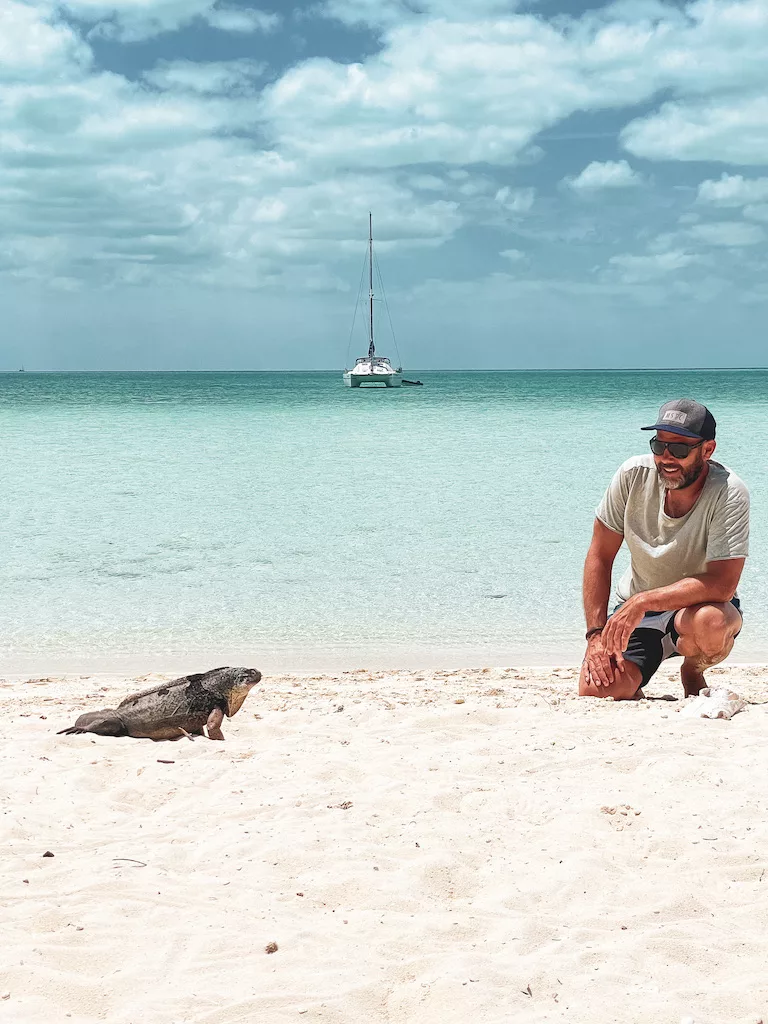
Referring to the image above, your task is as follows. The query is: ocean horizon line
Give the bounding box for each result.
[4,366,768,375]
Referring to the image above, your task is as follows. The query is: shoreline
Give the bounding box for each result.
[4,661,768,698]
[4,647,768,677]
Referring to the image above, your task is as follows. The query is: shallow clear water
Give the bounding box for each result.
[2,370,767,669]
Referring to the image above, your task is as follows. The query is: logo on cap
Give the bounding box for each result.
[662,410,688,425]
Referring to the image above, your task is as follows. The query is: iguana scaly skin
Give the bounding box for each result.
[57,666,261,741]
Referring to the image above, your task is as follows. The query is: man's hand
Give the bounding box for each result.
[582,633,615,689]
[601,595,647,662]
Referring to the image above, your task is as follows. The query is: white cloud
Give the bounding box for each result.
[696,173,768,207]
[321,0,519,29]
[205,7,280,33]
[59,0,280,42]
[407,174,446,191]
[265,0,768,174]
[614,1,768,164]
[0,0,91,81]
[622,94,768,165]
[565,159,642,191]
[597,0,768,97]
[500,248,526,261]
[609,249,703,282]
[260,17,613,171]
[495,186,535,213]
[144,59,266,95]
[688,221,765,246]
[744,204,768,223]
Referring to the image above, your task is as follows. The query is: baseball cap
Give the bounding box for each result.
[641,399,716,440]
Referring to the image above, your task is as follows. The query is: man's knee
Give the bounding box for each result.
[676,603,738,657]
[578,661,642,700]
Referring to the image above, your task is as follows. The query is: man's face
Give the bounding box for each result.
[653,430,716,490]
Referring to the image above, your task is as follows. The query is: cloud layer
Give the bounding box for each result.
[2,0,768,356]
[58,0,281,42]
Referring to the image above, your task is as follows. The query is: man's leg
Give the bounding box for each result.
[579,658,643,700]
[674,602,742,697]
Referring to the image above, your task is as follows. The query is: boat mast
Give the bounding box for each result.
[367,211,375,365]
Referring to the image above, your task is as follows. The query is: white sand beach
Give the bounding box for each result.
[2,664,767,1024]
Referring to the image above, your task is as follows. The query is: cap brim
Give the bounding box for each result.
[641,423,702,439]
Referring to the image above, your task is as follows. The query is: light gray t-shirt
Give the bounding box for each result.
[596,455,749,603]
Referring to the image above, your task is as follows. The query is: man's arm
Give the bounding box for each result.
[602,558,745,659]
[582,519,624,687]
[633,558,744,611]
[584,519,624,629]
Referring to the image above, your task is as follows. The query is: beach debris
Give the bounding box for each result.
[601,804,640,816]
[679,686,747,720]
[265,942,278,954]
[601,805,641,830]
[56,666,261,741]
[522,984,533,997]
[454,698,465,704]
[113,858,147,867]
[42,851,54,858]
[327,801,353,810]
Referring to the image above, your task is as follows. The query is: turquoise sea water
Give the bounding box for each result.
[2,370,768,671]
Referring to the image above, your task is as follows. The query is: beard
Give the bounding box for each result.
[656,454,705,490]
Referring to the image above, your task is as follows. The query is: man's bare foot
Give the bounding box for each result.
[681,659,706,697]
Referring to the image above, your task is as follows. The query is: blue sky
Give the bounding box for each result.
[2,0,768,369]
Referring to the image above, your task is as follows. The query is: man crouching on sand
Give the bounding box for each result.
[580,399,749,700]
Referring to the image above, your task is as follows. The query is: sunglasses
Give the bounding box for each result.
[650,437,704,459]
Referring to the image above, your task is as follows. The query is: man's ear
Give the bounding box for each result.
[704,439,717,459]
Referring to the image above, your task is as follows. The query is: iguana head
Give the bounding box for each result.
[210,666,262,717]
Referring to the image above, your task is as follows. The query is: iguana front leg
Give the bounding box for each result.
[205,707,225,740]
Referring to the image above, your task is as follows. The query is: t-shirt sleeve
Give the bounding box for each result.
[595,463,631,536]
[706,479,750,561]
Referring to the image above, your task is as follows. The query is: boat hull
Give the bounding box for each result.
[343,371,402,387]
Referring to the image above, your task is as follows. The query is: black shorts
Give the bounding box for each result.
[610,597,742,688]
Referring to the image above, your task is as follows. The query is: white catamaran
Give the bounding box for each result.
[343,214,403,388]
